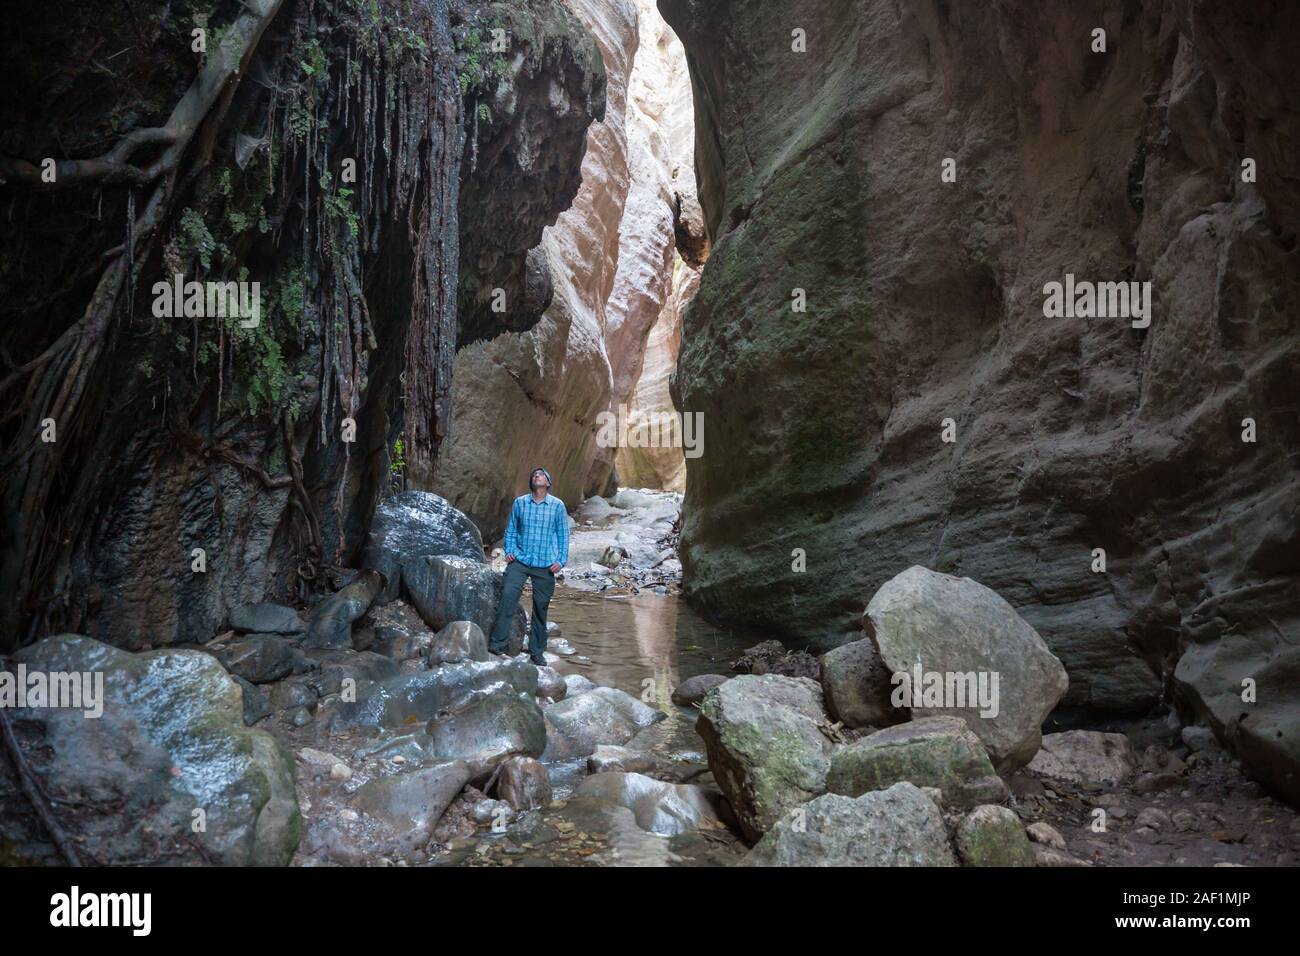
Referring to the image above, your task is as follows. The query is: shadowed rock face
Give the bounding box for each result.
[660,0,1300,792]
[0,0,605,651]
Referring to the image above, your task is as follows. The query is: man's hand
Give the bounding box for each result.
[549,563,561,574]
[506,554,516,563]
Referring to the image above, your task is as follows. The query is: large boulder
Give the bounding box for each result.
[695,674,832,841]
[426,690,547,775]
[326,656,539,736]
[361,491,488,604]
[542,686,666,760]
[350,760,471,856]
[1175,636,1300,803]
[865,566,1068,769]
[826,716,1008,810]
[954,805,1036,867]
[1026,731,1137,787]
[570,772,727,837]
[404,555,526,655]
[741,783,958,867]
[819,638,897,729]
[2,635,299,866]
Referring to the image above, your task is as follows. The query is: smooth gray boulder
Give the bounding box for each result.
[404,555,525,655]
[426,689,547,774]
[819,638,897,728]
[570,772,726,837]
[865,565,1068,769]
[542,686,666,760]
[741,783,958,867]
[1026,730,1136,786]
[826,716,1008,809]
[429,620,489,666]
[563,674,598,697]
[671,673,728,707]
[326,656,538,735]
[695,674,832,841]
[229,602,306,635]
[361,491,488,604]
[954,804,1036,867]
[351,760,471,855]
[5,635,299,866]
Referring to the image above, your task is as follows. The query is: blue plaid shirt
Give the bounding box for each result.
[503,494,569,568]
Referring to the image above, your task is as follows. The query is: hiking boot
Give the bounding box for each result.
[529,654,547,667]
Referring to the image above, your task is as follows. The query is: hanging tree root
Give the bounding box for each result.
[0,0,288,643]
[0,701,82,866]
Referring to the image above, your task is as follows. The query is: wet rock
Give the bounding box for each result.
[819,638,899,729]
[742,783,957,867]
[230,602,306,636]
[535,665,567,701]
[732,640,820,680]
[404,555,525,655]
[5,635,299,866]
[367,600,437,662]
[216,635,295,684]
[306,651,401,700]
[1027,731,1137,787]
[426,689,547,774]
[326,656,538,734]
[826,716,1008,810]
[587,745,664,775]
[570,771,726,837]
[542,686,666,760]
[471,798,515,827]
[496,756,552,810]
[304,569,385,650]
[671,673,727,707]
[564,674,598,696]
[954,805,1035,867]
[429,620,489,666]
[361,492,488,604]
[695,674,832,840]
[297,748,349,780]
[351,760,472,855]
[865,566,1069,769]
[1026,821,1067,850]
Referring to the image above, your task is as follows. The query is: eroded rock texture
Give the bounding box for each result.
[435,0,700,538]
[661,0,1300,795]
[0,0,603,649]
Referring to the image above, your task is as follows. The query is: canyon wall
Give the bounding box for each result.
[434,0,699,538]
[0,0,604,648]
[660,0,1300,798]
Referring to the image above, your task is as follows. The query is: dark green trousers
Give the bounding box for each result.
[490,560,554,659]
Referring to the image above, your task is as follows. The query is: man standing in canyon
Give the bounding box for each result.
[489,467,568,666]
